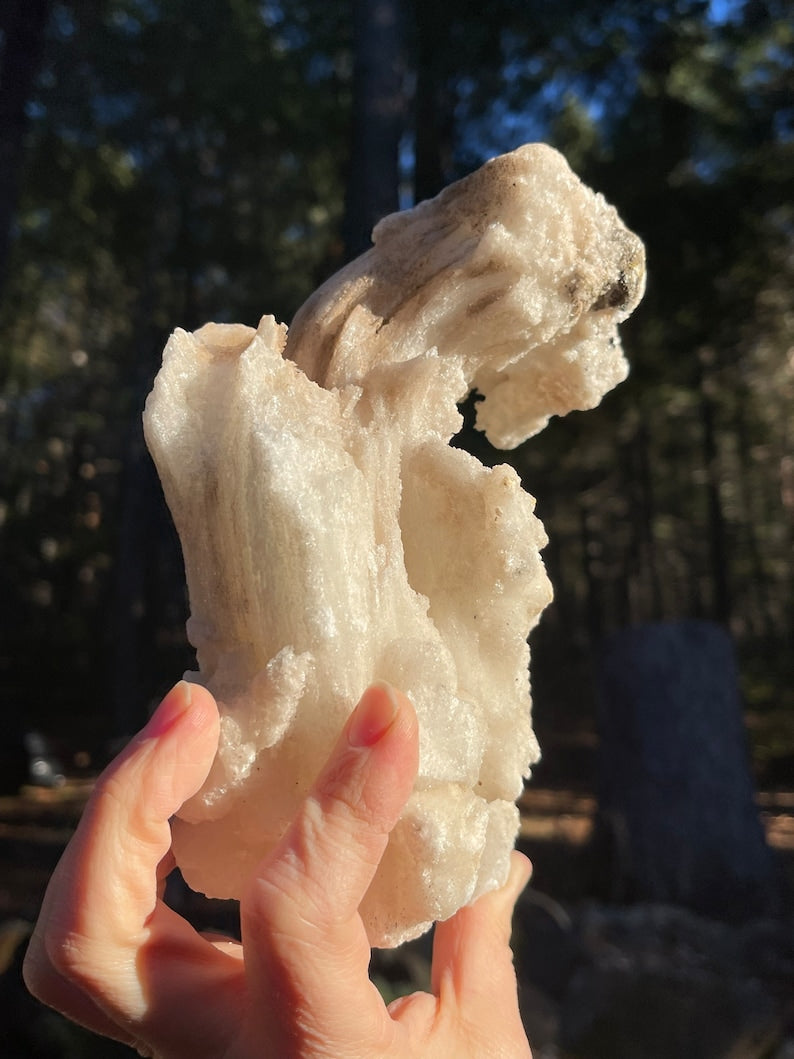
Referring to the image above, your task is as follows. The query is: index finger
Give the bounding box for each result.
[24,682,220,1021]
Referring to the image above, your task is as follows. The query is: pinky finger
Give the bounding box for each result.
[431,852,531,1043]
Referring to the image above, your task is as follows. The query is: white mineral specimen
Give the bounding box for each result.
[143,143,645,947]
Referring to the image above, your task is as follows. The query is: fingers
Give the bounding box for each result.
[245,682,418,929]
[24,682,221,1027]
[431,851,532,1050]
[241,682,418,1049]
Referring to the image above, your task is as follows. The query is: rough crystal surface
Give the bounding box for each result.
[143,143,645,947]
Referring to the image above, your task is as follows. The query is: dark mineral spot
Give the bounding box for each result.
[592,272,630,311]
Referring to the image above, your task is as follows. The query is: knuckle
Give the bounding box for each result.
[44,926,97,986]
[24,923,96,1005]
[314,751,386,831]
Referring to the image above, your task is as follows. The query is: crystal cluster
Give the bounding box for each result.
[143,144,645,946]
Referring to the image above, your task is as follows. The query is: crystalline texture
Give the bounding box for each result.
[143,144,645,947]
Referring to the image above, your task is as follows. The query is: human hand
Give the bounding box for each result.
[23,680,532,1058]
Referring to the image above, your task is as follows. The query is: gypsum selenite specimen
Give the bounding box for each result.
[143,143,645,947]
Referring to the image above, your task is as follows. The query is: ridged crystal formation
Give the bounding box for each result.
[143,144,645,946]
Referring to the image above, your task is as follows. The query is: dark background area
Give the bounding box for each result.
[1,1,793,1056]
[1,0,793,766]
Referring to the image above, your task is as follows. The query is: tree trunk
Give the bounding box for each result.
[343,0,405,260]
[633,421,663,619]
[110,215,191,739]
[733,399,773,641]
[700,390,731,624]
[0,0,51,299]
[412,0,455,202]
[593,620,783,921]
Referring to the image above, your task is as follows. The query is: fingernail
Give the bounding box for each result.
[144,680,193,739]
[347,682,399,748]
[506,851,533,902]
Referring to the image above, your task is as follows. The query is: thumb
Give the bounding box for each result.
[430,851,532,1054]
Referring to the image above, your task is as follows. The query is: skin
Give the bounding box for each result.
[23,680,533,1058]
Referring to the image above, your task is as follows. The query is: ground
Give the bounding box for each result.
[1,740,793,1058]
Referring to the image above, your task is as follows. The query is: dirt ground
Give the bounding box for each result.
[1,766,792,1058]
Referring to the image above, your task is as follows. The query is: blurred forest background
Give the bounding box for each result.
[1,0,792,776]
[2,2,793,1056]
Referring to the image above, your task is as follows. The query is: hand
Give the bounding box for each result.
[23,681,532,1058]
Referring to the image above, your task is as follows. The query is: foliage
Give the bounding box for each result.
[0,0,352,734]
[441,0,794,741]
[0,0,792,762]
